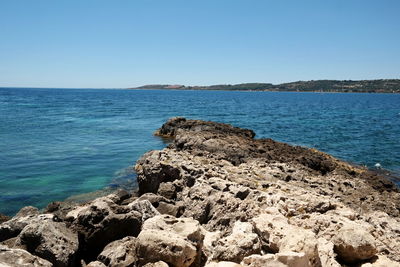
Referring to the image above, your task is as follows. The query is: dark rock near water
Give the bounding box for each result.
[16,217,79,267]
[155,117,255,139]
[0,206,39,242]
[0,214,10,224]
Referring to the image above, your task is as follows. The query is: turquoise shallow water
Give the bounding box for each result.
[0,88,399,215]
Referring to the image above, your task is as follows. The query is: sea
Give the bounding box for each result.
[0,87,399,216]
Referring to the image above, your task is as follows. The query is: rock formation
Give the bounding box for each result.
[1,117,400,266]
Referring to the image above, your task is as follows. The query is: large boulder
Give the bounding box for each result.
[251,209,291,253]
[360,255,400,267]
[142,261,169,267]
[135,150,183,194]
[137,193,184,217]
[154,117,255,139]
[137,230,197,267]
[15,217,79,267]
[333,227,377,263]
[251,209,321,266]
[211,221,261,263]
[0,244,52,267]
[278,228,321,267]
[242,252,325,267]
[316,238,341,267]
[66,196,157,261]
[136,215,204,267]
[0,206,39,241]
[97,236,137,267]
[86,261,106,267]
[241,253,310,267]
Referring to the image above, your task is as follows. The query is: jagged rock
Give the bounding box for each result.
[212,221,261,263]
[44,201,78,221]
[137,193,183,217]
[0,236,18,248]
[241,254,286,267]
[142,261,169,267]
[250,208,322,266]
[278,228,321,266]
[241,252,310,267]
[97,236,137,267]
[0,206,39,242]
[137,229,197,267]
[154,117,255,139]
[15,217,79,267]
[333,226,377,263]
[251,208,290,253]
[205,261,244,267]
[127,199,160,221]
[3,117,400,267]
[0,244,52,267]
[275,252,310,267]
[360,255,400,267]
[135,150,184,194]
[157,182,177,199]
[137,214,204,267]
[86,261,106,267]
[316,238,341,267]
[202,230,222,260]
[0,214,10,224]
[142,215,204,245]
[134,118,400,263]
[65,196,153,261]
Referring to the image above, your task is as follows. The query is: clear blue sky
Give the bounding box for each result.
[0,0,399,88]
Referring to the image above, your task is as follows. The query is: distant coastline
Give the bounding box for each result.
[128,79,400,93]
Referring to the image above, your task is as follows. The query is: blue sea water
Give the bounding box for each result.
[0,88,399,215]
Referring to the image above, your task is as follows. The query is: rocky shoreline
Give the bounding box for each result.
[1,117,400,266]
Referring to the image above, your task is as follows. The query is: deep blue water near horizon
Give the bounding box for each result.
[1,88,399,216]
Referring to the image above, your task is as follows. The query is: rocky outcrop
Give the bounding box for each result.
[210,221,261,263]
[65,194,158,261]
[1,117,400,266]
[333,227,377,263]
[0,245,52,267]
[136,117,400,265]
[97,236,138,266]
[15,217,79,267]
[137,215,204,267]
[0,206,39,242]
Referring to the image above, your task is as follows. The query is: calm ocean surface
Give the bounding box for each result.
[1,88,399,215]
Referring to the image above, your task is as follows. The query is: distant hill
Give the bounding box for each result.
[129,79,400,93]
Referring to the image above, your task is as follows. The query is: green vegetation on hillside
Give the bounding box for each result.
[130,79,400,93]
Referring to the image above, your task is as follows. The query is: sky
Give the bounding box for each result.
[0,0,399,88]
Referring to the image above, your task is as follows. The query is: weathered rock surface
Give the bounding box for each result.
[86,261,106,267]
[242,252,310,267]
[137,215,204,267]
[0,244,52,267]
[136,118,400,264]
[65,195,157,261]
[333,227,377,263]
[2,117,400,266]
[0,206,39,242]
[211,221,261,263]
[142,261,169,267]
[15,216,79,267]
[97,236,137,266]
